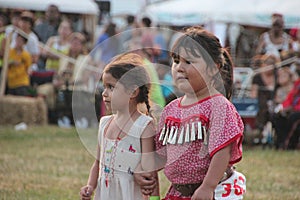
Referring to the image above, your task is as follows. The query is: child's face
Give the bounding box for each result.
[58,21,72,38]
[15,36,25,48]
[102,72,131,113]
[70,38,83,52]
[277,68,291,86]
[171,48,209,95]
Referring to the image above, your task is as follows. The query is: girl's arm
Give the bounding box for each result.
[134,163,157,196]
[140,121,160,196]
[80,144,100,200]
[192,144,232,200]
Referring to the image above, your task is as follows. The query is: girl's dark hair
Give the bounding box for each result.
[171,26,233,99]
[103,53,152,114]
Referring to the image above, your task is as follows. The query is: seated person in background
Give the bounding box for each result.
[34,4,61,44]
[7,34,32,96]
[275,66,294,104]
[34,4,61,69]
[256,13,293,58]
[275,60,300,149]
[37,32,95,112]
[10,11,40,71]
[272,66,294,149]
[250,54,279,137]
[43,19,72,72]
[56,32,96,91]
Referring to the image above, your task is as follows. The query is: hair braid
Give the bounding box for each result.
[219,49,233,99]
[138,85,152,116]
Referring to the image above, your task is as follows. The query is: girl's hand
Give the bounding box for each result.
[79,185,94,200]
[191,185,214,200]
[134,172,156,195]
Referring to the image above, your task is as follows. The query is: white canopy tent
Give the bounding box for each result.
[0,0,99,15]
[0,0,100,44]
[144,0,300,28]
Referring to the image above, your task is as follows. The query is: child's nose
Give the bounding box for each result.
[102,88,108,97]
[175,62,185,72]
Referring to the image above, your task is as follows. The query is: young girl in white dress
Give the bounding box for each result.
[80,53,159,200]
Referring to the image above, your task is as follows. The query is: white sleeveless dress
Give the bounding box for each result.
[94,114,153,200]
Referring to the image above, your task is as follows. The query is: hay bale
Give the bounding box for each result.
[0,95,48,125]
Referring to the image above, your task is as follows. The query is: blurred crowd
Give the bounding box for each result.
[0,5,175,127]
[233,13,300,150]
[0,6,299,149]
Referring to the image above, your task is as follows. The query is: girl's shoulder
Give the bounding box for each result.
[127,114,153,138]
[210,94,235,106]
[134,114,153,129]
[98,115,113,130]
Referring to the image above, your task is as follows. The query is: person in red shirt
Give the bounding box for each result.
[275,60,300,149]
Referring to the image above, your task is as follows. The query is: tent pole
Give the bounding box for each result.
[0,32,12,97]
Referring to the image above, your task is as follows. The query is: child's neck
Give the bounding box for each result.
[183,87,219,105]
[15,46,23,53]
[114,107,139,120]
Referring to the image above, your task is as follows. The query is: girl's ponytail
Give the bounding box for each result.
[219,48,234,100]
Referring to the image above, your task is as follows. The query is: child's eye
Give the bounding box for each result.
[105,84,114,90]
[173,58,180,64]
[185,60,191,64]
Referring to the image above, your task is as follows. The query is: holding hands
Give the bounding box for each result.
[80,185,94,200]
[134,171,157,196]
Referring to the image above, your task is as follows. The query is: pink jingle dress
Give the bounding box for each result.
[156,94,244,199]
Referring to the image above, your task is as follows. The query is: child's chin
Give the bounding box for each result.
[105,106,112,113]
[178,85,193,93]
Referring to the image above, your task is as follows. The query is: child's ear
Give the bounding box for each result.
[130,86,139,99]
[210,63,220,77]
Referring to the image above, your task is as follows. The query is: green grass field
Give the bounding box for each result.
[0,125,299,200]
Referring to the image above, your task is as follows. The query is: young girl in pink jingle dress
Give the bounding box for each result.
[137,26,246,200]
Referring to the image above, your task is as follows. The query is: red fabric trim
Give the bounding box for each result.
[165,114,209,125]
[178,94,223,108]
[209,133,243,164]
[31,71,55,78]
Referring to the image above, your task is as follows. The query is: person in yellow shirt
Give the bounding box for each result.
[7,34,32,96]
[43,19,72,72]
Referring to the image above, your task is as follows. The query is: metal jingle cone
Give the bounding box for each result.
[170,127,178,144]
[197,122,202,140]
[177,126,185,144]
[163,125,170,145]
[203,127,208,145]
[159,125,166,141]
[191,122,196,141]
[168,126,175,143]
[185,123,190,143]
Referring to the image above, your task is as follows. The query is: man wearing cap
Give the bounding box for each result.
[10,11,40,71]
[256,13,293,58]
